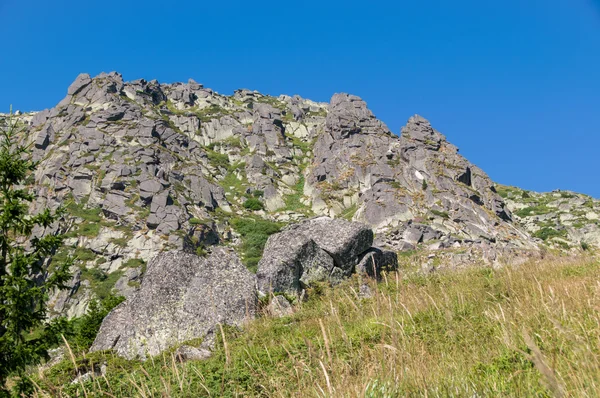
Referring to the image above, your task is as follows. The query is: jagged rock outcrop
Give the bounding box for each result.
[90,248,256,359]
[91,217,395,358]
[499,186,600,250]
[305,95,534,259]
[256,217,396,296]
[6,70,586,317]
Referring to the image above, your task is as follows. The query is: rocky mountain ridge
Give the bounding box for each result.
[498,185,600,250]
[4,71,595,318]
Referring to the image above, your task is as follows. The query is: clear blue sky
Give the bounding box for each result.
[1,0,599,197]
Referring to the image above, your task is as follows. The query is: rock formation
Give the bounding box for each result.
[90,248,256,359]
[498,186,600,250]
[2,71,596,319]
[256,217,396,296]
[92,217,393,358]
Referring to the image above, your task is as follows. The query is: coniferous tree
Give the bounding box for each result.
[0,111,71,395]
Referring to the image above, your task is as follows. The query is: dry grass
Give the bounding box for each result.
[33,254,600,397]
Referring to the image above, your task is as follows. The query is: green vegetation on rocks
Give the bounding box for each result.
[431,209,450,219]
[66,200,102,222]
[206,149,230,170]
[66,295,125,351]
[533,227,566,241]
[83,269,124,301]
[515,204,552,218]
[196,104,232,122]
[340,203,359,221]
[283,176,312,214]
[123,258,145,269]
[243,198,264,211]
[230,217,283,272]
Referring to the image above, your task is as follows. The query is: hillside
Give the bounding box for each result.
[6,71,578,318]
[498,185,600,250]
[32,255,600,397]
[2,71,599,396]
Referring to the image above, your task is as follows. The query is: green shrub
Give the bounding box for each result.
[231,217,283,272]
[66,201,102,222]
[243,198,264,211]
[196,245,207,257]
[74,247,97,262]
[533,227,565,241]
[431,209,449,219]
[515,205,551,218]
[0,112,73,395]
[206,150,229,169]
[68,295,125,351]
[82,267,106,282]
[123,258,145,268]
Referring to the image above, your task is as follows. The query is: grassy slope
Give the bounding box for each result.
[34,255,600,397]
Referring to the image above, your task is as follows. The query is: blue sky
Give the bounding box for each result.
[1,0,599,197]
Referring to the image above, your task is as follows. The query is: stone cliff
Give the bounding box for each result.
[4,71,596,318]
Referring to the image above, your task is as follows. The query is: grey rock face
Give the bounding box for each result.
[91,248,256,359]
[501,186,600,250]
[67,73,92,96]
[326,93,391,138]
[102,192,130,218]
[256,217,386,296]
[395,222,443,246]
[256,226,334,296]
[305,93,536,260]
[35,124,53,150]
[297,217,373,272]
[12,71,555,318]
[356,247,398,278]
[266,295,294,318]
[400,115,443,148]
[174,345,212,362]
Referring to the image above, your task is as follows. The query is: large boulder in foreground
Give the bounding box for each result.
[305,217,374,271]
[356,247,399,278]
[90,248,256,359]
[257,217,393,296]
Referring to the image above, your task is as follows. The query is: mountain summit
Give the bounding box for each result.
[6,72,598,317]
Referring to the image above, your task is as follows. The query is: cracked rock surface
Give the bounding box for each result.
[6,71,596,321]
